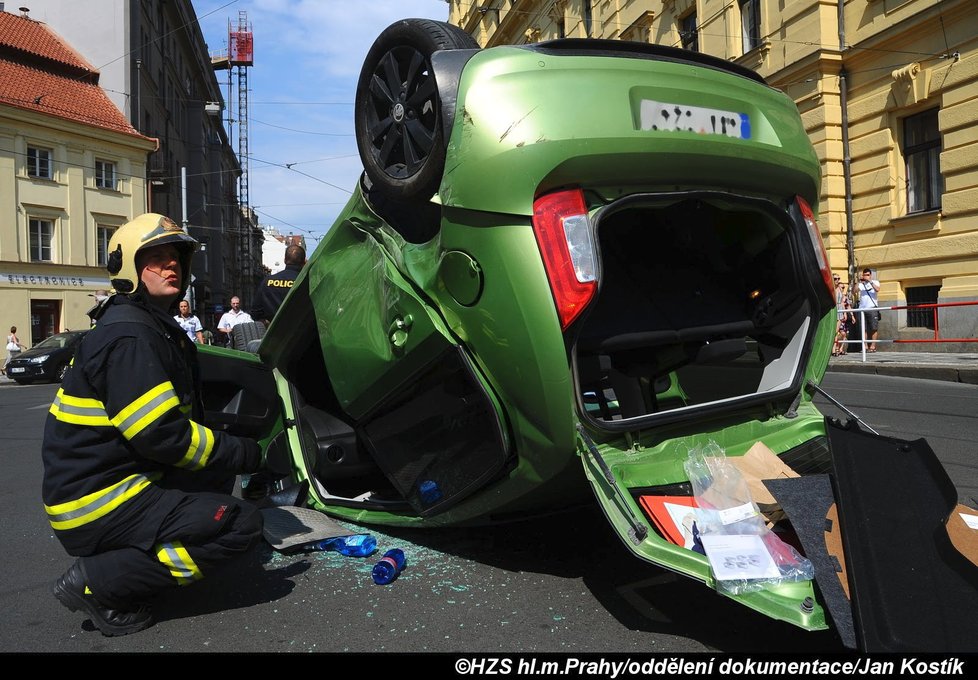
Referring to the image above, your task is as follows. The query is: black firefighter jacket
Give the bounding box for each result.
[41,294,260,546]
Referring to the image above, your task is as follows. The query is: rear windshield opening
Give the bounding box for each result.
[574,195,812,424]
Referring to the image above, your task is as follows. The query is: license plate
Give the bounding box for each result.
[9,367,25,373]
[639,100,750,139]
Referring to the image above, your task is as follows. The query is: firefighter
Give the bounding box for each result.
[42,213,264,636]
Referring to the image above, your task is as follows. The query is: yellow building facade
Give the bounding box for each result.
[0,106,155,344]
[449,0,978,347]
[1,10,156,346]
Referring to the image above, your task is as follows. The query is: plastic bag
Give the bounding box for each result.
[684,441,814,595]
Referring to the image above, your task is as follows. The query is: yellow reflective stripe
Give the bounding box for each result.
[112,382,180,440]
[49,388,112,427]
[45,472,161,530]
[177,421,215,470]
[155,541,202,585]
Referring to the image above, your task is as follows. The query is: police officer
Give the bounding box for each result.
[251,244,305,325]
[43,213,264,636]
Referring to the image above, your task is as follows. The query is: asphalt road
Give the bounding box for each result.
[1,374,975,654]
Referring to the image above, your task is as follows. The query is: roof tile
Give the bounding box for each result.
[0,11,149,140]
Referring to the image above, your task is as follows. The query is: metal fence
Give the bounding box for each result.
[842,300,978,361]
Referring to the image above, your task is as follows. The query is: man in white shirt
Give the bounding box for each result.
[857,268,881,352]
[217,296,253,344]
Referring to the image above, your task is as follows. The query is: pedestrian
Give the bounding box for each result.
[217,296,253,344]
[43,213,264,637]
[4,325,25,375]
[174,299,205,344]
[252,244,305,325]
[857,267,881,352]
[86,289,111,326]
[833,297,855,356]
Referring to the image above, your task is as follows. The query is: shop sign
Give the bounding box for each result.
[1,272,110,288]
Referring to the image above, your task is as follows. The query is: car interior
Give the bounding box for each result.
[574,193,813,423]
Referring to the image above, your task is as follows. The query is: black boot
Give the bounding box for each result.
[53,560,154,636]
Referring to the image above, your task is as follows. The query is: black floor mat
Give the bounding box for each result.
[765,474,856,649]
[825,419,978,652]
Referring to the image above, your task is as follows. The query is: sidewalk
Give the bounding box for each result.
[827,350,978,384]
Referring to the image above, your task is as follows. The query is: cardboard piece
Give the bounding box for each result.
[948,504,978,568]
[823,503,850,600]
[730,441,800,523]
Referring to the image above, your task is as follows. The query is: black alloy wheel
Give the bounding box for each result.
[354,19,478,202]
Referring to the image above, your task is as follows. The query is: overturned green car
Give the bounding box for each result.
[199,20,978,652]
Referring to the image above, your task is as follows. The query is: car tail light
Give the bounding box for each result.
[795,195,834,297]
[532,189,598,329]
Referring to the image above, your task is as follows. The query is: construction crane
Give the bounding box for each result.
[211,10,257,300]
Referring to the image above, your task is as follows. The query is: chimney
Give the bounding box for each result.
[19,6,29,18]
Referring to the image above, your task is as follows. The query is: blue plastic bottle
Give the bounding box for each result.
[372,548,406,585]
[309,534,377,557]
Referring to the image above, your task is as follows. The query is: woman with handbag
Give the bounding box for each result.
[4,326,25,375]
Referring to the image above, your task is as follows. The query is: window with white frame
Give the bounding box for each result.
[903,109,943,214]
[27,146,53,179]
[739,0,760,53]
[97,225,116,267]
[95,160,117,190]
[29,218,54,262]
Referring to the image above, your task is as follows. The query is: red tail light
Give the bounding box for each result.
[532,189,598,330]
[795,195,834,297]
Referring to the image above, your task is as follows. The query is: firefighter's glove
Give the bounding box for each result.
[241,439,265,474]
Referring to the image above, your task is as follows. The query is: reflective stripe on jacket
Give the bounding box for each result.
[41,295,258,532]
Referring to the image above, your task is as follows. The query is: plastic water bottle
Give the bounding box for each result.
[372,548,406,585]
[309,534,377,557]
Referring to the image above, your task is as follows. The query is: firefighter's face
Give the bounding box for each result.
[137,243,182,307]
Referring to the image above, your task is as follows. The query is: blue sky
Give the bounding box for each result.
[192,0,454,245]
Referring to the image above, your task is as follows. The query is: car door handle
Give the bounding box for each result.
[388,314,414,349]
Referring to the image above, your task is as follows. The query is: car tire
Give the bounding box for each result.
[230,322,265,353]
[13,379,29,385]
[354,19,478,203]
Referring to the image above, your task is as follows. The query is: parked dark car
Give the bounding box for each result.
[6,330,86,384]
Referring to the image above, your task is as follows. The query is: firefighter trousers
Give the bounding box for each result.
[57,485,262,609]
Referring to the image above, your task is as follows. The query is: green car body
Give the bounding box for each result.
[203,36,844,634]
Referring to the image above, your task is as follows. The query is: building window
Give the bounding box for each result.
[906,285,941,329]
[29,218,54,262]
[904,109,942,214]
[680,12,698,51]
[583,0,592,37]
[27,146,52,179]
[97,225,115,267]
[95,160,117,190]
[740,0,760,53]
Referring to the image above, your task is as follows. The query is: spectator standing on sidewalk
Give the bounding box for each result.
[857,268,881,352]
[217,296,253,345]
[174,300,205,344]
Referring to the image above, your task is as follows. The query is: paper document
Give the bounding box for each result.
[700,534,780,581]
